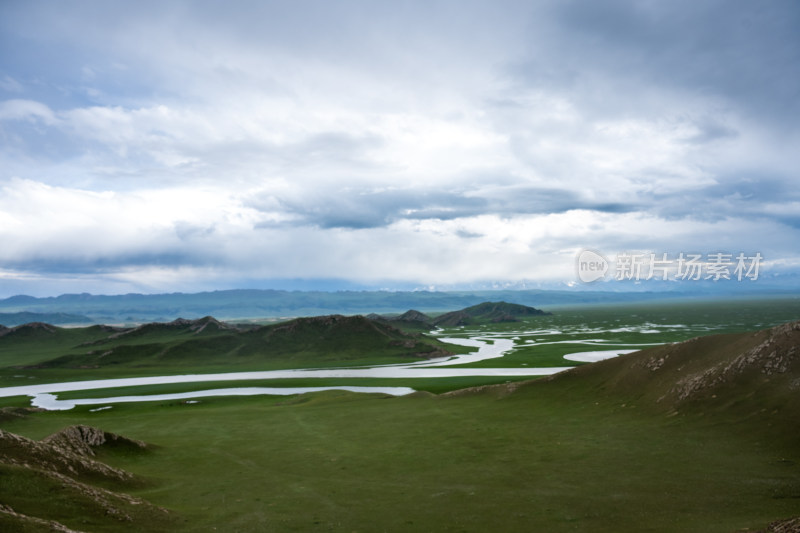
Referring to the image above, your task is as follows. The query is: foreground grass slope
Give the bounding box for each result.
[2,320,800,532]
[2,389,797,532]
[539,319,800,449]
[0,421,174,532]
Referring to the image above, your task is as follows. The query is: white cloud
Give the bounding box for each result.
[0,1,799,296]
[1,176,797,296]
[0,99,58,125]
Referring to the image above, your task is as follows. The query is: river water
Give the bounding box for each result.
[0,334,638,410]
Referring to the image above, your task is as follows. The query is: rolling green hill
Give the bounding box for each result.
[2,320,800,531]
[0,315,456,381]
[523,319,800,448]
[363,301,551,331]
[432,301,550,327]
[369,309,435,332]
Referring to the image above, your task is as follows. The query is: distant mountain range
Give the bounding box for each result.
[0,311,91,327]
[0,288,791,325]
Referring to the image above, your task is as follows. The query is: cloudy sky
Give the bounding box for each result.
[1,0,799,297]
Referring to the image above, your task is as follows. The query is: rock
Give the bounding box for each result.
[759,516,800,533]
[42,425,148,458]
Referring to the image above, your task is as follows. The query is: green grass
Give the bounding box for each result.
[0,325,117,367]
[0,342,470,387]
[3,385,798,532]
[3,297,800,402]
[3,298,800,531]
[39,375,537,401]
[0,315,469,386]
[438,297,800,368]
[0,462,175,533]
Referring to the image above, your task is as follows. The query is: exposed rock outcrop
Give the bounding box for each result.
[0,503,83,533]
[759,516,800,533]
[42,424,149,458]
[664,320,800,403]
[0,426,170,529]
[0,427,136,482]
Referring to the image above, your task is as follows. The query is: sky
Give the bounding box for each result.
[1,0,799,297]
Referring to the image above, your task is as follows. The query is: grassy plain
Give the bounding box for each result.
[2,381,798,532]
[2,298,800,404]
[441,297,800,368]
[2,298,800,531]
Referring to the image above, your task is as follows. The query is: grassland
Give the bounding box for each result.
[0,315,467,387]
[440,298,800,368]
[1,298,800,532]
[2,379,798,532]
[2,298,800,406]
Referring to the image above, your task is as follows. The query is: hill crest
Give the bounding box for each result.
[5,313,454,371]
[433,301,549,327]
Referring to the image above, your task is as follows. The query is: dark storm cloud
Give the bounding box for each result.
[252,190,489,230]
[627,173,800,228]
[251,185,636,230]
[3,251,206,275]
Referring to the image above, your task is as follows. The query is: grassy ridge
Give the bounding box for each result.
[0,315,466,386]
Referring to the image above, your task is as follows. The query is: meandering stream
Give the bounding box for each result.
[0,334,639,410]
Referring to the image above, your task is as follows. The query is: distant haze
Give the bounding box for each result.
[1,1,799,297]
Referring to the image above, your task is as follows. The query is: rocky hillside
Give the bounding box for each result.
[547,320,800,413]
[445,319,800,432]
[0,421,173,532]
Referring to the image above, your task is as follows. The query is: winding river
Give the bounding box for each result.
[0,335,637,410]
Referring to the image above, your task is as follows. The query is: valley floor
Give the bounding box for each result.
[2,384,798,533]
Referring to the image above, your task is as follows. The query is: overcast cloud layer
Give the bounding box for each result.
[1,0,799,297]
